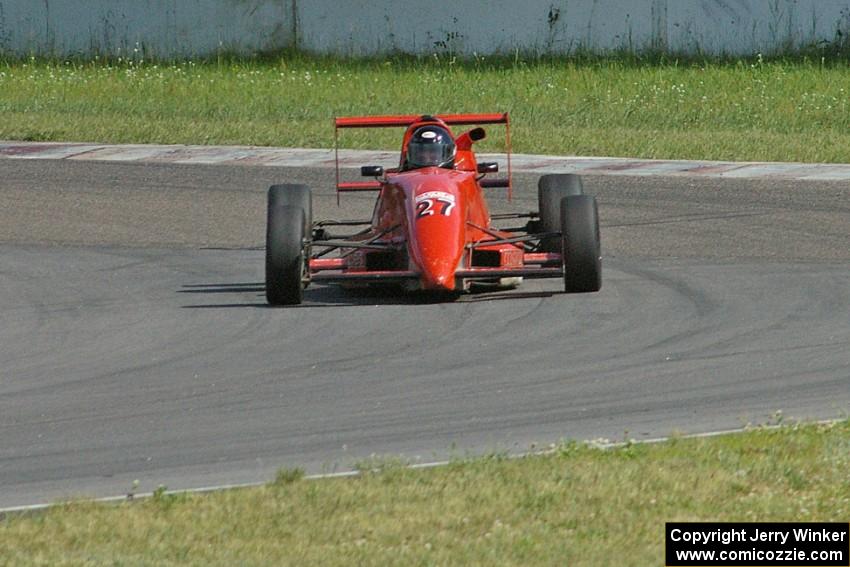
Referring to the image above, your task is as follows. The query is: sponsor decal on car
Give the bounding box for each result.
[415,191,456,219]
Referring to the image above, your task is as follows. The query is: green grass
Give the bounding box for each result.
[1,420,848,566]
[3,54,850,161]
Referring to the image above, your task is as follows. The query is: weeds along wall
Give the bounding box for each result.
[2,0,850,58]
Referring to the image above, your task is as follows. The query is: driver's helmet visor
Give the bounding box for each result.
[408,141,453,167]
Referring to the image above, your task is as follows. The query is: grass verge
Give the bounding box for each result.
[1,420,848,566]
[3,54,850,162]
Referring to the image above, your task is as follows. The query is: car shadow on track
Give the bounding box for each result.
[179,282,559,309]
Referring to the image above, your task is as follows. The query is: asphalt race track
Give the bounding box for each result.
[1,159,849,508]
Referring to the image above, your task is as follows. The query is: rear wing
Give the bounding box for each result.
[333,112,512,199]
[335,113,509,128]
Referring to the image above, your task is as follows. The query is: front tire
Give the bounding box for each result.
[266,205,306,305]
[268,184,312,241]
[560,195,602,293]
[538,174,584,252]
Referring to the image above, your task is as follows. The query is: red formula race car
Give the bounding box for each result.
[265,113,601,305]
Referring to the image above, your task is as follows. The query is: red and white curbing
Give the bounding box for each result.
[3,141,850,180]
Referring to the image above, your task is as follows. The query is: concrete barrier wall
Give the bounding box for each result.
[299,0,850,56]
[1,0,849,58]
[0,0,293,58]
[298,0,664,56]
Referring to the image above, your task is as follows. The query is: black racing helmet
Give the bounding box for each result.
[407,125,456,169]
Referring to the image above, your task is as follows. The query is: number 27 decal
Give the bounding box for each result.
[416,197,455,219]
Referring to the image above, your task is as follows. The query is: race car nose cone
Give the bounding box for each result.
[406,179,465,292]
[420,258,456,291]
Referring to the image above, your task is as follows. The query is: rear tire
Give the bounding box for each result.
[266,205,306,305]
[268,184,312,241]
[538,174,583,252]
[560,195,602,293]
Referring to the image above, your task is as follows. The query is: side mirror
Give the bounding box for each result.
[469,127,486,141]
[361,165,384,177]
[477,162,498,174]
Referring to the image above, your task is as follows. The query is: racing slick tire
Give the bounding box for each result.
[266,205,306,305]
[538,174,584,252]
[268,184,312,241]
[560,194,602,294]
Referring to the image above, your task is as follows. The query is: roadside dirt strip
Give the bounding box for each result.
[5,140,850,180]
